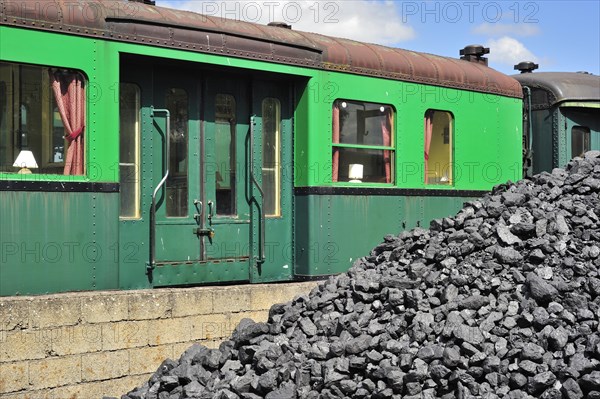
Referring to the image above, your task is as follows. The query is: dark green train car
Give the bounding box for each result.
[514,65,600,177]
[0,1,522,296]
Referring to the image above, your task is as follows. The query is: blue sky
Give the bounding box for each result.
[158,1,599,76]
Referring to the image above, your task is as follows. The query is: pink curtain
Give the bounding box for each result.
[424,110,433,184]
[332,103,340,182]
[50,70,85,175]
[381,109,393,183]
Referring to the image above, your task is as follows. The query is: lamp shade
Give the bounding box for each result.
[13,150,38,169]
[348,164,363,180]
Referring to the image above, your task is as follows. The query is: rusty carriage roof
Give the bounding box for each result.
[0,0,522,98]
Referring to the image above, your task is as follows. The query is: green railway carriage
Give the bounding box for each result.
[0,0,522,296]
[513,64,600,177]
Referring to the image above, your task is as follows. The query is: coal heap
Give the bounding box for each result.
[120,152,600,399]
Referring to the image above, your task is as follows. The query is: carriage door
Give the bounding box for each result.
[203,77,293,282]
[249,80,293,282]
[202,77,252,271]
[152,76,202,263]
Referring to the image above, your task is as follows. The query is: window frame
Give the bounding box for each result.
[331,99,396,185]
[571,125,591,158]
[0,60,88,179]
[119,82,142,220]
[424,109,454,186]
[165,87,189,218]
[262,97,282,218]
[214,93,237,217]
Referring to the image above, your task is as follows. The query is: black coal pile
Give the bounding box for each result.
[120,152,600,399]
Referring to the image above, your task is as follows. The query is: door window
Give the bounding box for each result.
[424,110,453,185]
[262,98,281,217]
[119,83,141,219]
[215,94,236,216]
[572,126,591,158]
[165,88,189,217]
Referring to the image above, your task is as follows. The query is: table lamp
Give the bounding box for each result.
[13,150,38,174]
[349,164,363,183]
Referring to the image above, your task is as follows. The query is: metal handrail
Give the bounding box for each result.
[249,115,266,264]
[147,107,170,273]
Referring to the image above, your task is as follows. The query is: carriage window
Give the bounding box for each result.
[424,110,453,185]
[572,126,590,158]
[332,100,394,183]
[215,94,236,216]
[165,88,189,217]
[262,98,281,217]
[119,83,141,219]
[0,62,86,175]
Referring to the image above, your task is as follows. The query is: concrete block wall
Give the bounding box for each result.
[0,282,318,398]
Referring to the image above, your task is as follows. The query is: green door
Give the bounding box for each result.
[202,76,294,282]
[249,80,294,282]
[153,74,202,263]
[124,61,294,285]
[202,76,252,273]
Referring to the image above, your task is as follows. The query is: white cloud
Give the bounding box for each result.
[486,36,538,67]
[473,23,540,37]
[163,0,415,45]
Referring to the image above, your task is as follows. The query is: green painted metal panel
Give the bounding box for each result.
[0,191,119,296]
[118,219,151,291]
[153,259,248,287]
[530,109,554,174]
[294,71,522,189]
[294,194,477,277]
